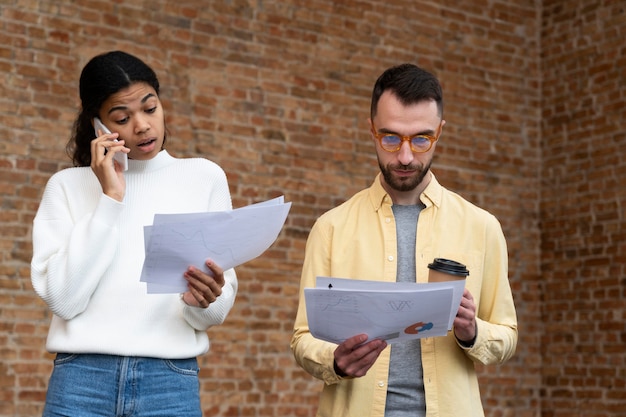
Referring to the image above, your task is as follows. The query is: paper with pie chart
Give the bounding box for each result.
[140,196,291,293]
[304,277,465,344]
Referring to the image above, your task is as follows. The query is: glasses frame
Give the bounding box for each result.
[370,121,441,153]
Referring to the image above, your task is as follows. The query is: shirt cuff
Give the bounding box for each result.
[455,322,478,348]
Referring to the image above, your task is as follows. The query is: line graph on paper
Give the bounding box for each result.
[312,293,359,313]
[143,221,237,283]
[171,228,211,250]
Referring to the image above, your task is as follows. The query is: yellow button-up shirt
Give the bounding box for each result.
[291,173,518,417]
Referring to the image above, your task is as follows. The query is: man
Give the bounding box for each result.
[290,64,518,417]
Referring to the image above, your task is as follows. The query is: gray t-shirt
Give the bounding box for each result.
[385,204,426,417]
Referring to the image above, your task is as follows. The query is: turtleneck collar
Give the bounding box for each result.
[126,150,176,173]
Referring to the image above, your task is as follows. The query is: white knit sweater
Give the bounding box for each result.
[31,150,238,358]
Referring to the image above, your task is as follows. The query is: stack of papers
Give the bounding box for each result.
[140,196,291,293]
[304,277,466,344]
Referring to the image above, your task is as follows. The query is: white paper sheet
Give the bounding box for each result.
[304,277,466,344]
[140,196,291,293]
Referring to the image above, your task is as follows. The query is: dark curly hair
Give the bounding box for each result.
[370,63,443,120]
[67,51,163,166]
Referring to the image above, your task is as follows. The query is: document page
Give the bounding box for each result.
[304,277,466,344]
[140,196,291,293]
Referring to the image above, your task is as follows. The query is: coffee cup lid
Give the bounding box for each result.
[427,258,469,277]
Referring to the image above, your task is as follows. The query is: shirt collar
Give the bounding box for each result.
[367,171,444,211]
[421,172,443,208]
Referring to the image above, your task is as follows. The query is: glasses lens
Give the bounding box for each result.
[381,134,401,151]
[411,136,432,151]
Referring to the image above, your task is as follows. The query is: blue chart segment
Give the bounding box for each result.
[404,322,434,335]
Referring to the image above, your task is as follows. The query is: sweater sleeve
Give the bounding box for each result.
[31,173,124,320]
[182,267,238,331]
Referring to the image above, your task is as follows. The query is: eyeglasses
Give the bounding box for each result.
[370,121,441,153]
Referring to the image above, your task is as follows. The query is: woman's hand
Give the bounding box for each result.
[90,131,128,202]
[182,259,226,308]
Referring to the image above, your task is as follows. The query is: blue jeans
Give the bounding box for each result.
[42,354,201,417]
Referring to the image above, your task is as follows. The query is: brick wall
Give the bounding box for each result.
[540,1,626,416]
[0,0,622,416]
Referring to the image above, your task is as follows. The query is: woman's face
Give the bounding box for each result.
[98,82,165,161]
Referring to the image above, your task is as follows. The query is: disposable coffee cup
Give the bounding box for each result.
[428,258,469,282]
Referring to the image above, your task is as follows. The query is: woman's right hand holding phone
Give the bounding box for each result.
[91,130,128,202]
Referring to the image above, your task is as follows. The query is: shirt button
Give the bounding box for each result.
[387,255,394,262]
[378,381,385,387]
[385,217,391,223]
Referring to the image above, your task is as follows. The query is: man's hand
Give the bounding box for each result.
[333,334,387,378]
[453,288,477,344]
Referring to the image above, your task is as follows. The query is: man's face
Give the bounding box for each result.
[369,91,444,204]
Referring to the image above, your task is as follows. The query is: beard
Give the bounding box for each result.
[379,159,432,192]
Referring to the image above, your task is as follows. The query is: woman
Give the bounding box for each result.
[31,51,237,416]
